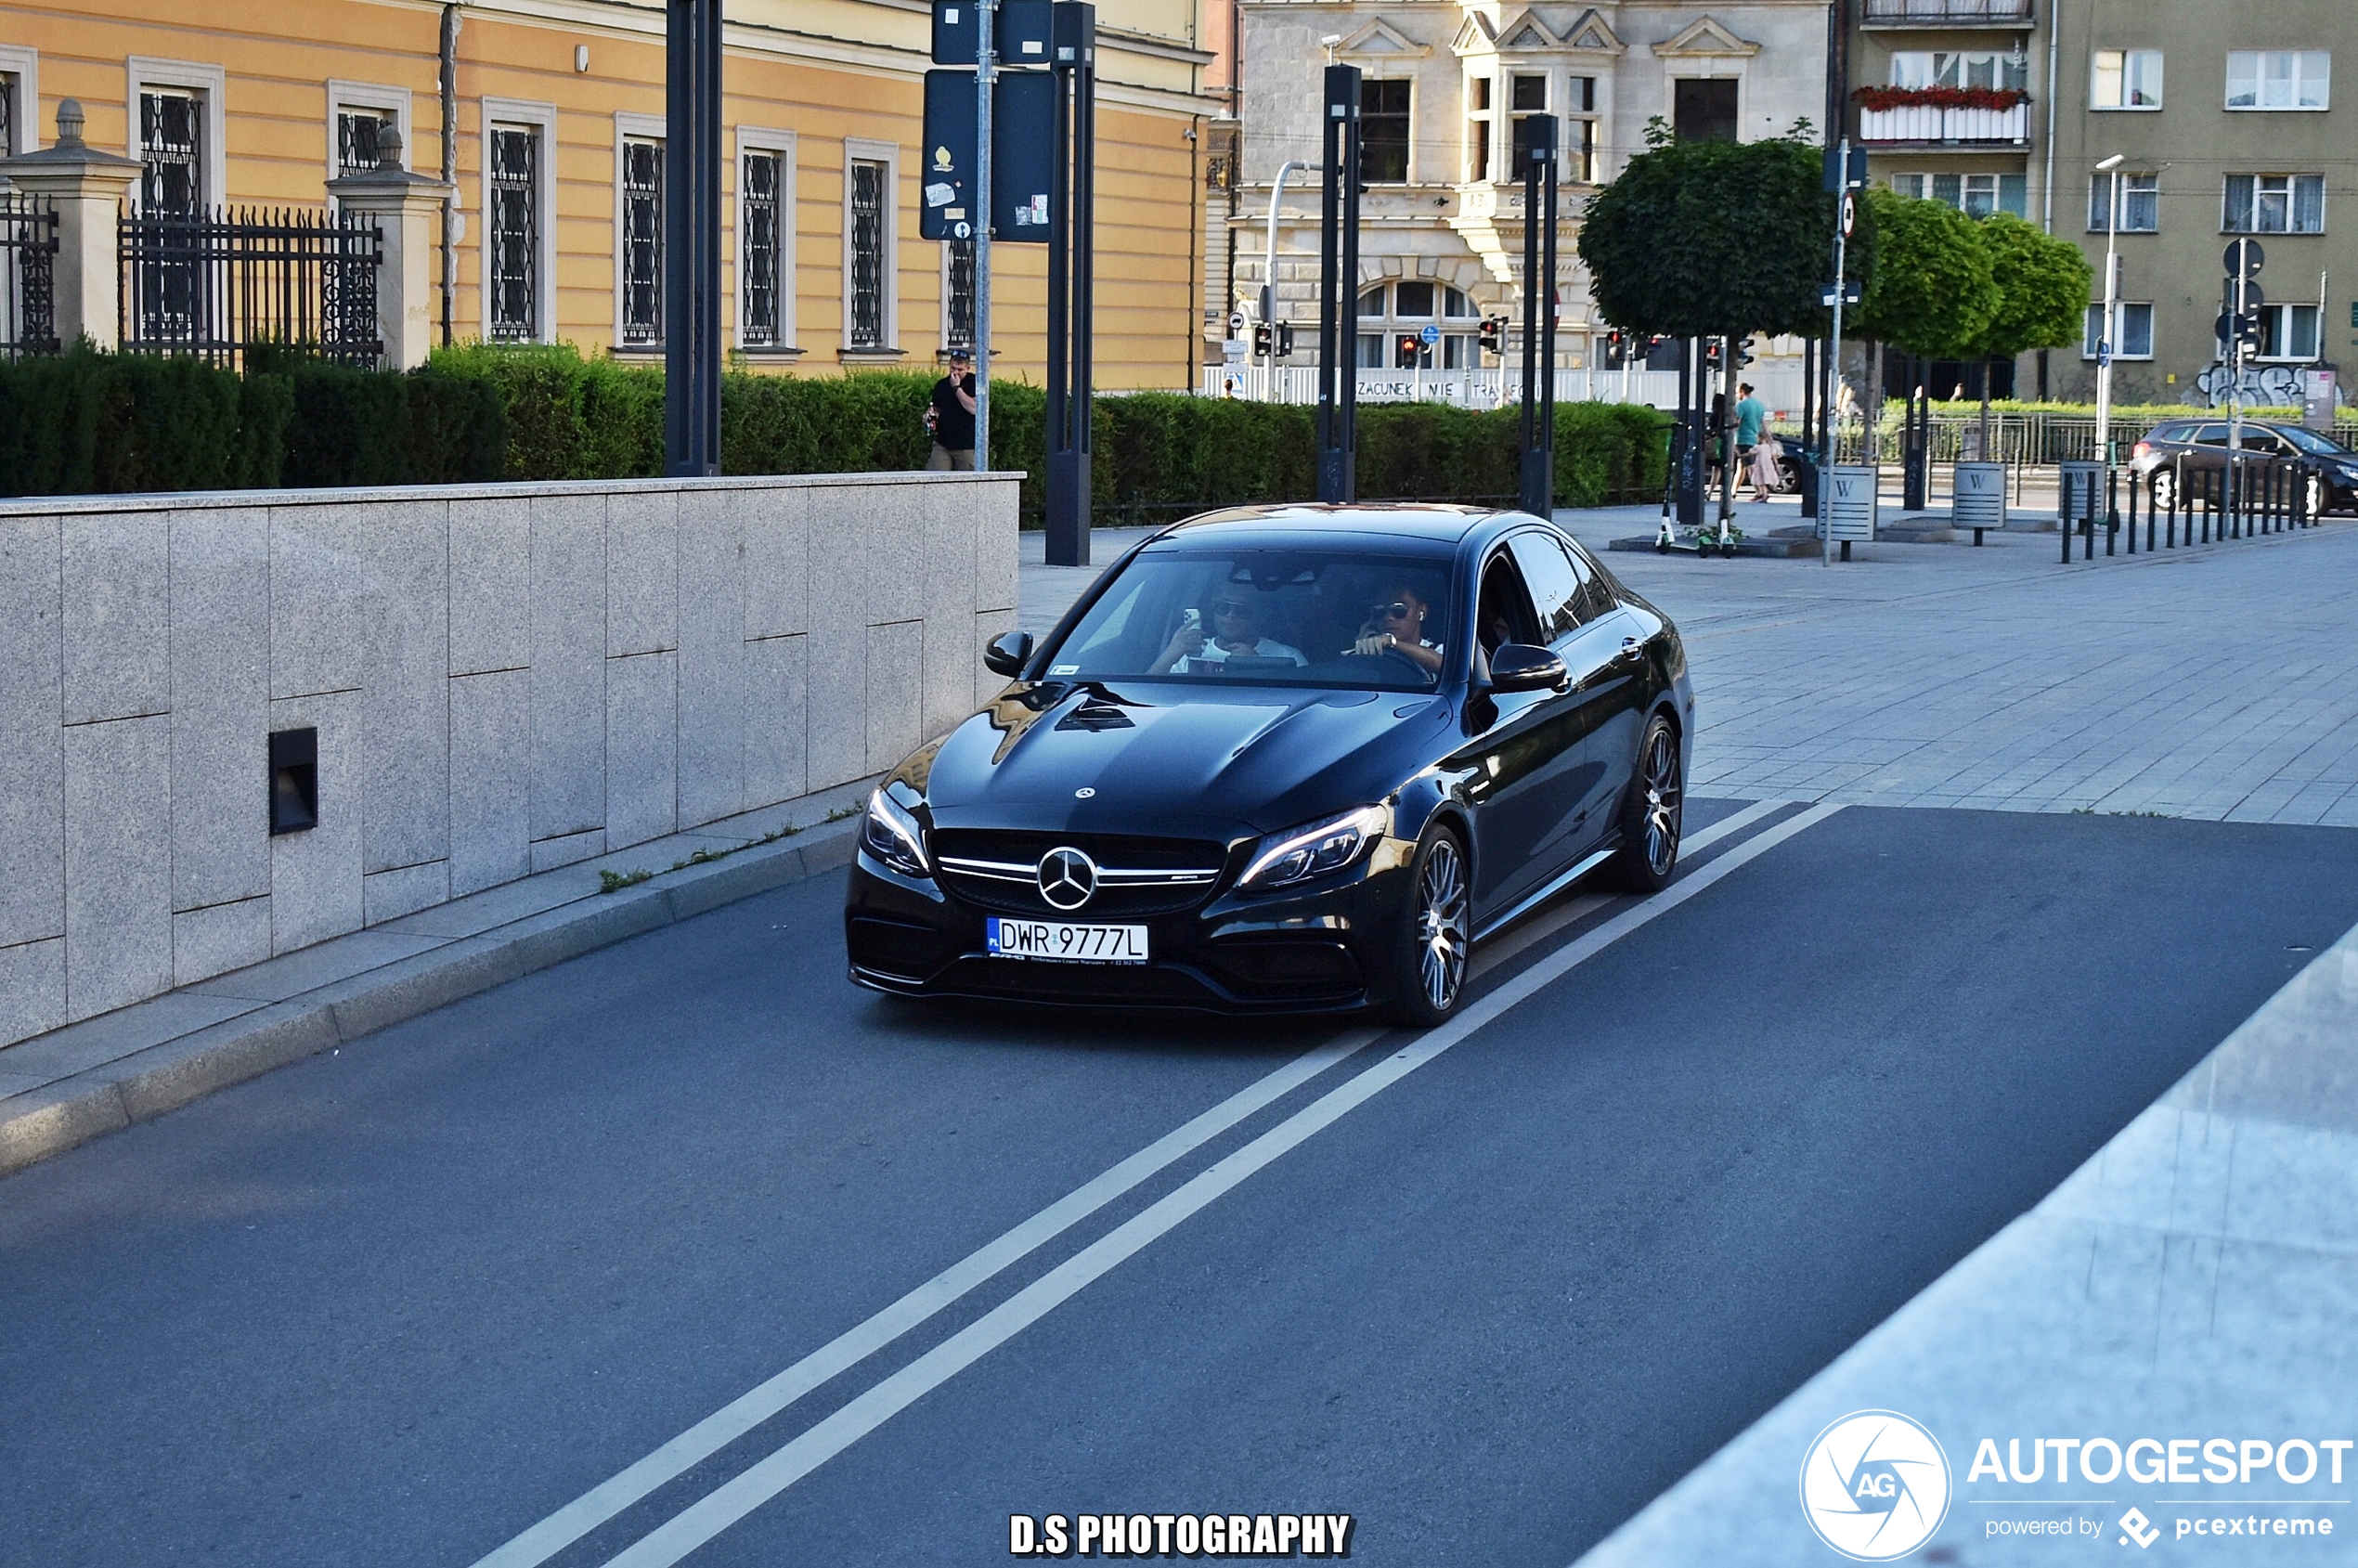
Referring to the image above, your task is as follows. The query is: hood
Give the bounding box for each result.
[911,681,1449,839]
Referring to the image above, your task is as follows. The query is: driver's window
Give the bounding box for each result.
[1475,551,1542,654]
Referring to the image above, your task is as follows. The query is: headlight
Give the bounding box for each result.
[1238,804,1390,892]
[861,784,931,878]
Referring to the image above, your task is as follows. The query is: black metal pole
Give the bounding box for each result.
[1517,114,1557,518]
[1315,63,1360,503]
[664,0,722,476]
[1043,2,1095,566]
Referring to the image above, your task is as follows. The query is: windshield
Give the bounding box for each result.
[2277,425,2352,457]
[1043,545,1458,692]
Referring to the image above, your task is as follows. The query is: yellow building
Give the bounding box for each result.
[0,0,1214,387]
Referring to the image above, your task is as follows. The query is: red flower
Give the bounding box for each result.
[1851,85,2029,112]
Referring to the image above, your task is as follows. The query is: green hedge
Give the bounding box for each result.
[0,343,1669,516]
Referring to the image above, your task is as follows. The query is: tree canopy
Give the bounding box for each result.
[1851,188,2000,357]
[1970,212,2092,360]
[1577,136,1864,341]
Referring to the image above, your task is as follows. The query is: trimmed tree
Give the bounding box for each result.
[1964,212,2093,447]
[1850,189,1999,493]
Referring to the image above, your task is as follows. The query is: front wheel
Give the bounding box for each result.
[2149,469,2175,513]
[1385,826,1471,1028]
[1604,714,1684,894]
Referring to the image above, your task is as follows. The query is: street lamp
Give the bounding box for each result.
[2094,153,2124,485]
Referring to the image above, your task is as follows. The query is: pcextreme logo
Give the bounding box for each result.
[1800,1410,1954,1562]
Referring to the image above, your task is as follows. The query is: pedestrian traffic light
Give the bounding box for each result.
[1396,333,1423,366]
[1275,321,1296,358]
[1252,320,1273,357]
[1479,315,1505,356]
[1734,335,1756,369]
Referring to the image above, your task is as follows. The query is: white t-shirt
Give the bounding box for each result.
[1171,637,1307,673]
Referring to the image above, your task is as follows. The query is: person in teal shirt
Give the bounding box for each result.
[1733,382,1769,502]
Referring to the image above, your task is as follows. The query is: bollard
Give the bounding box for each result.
[2125,466,2137,553]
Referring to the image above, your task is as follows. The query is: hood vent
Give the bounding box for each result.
[1057,702,1135,732]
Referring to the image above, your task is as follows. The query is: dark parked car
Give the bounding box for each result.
[2129,418,2358,515]
[844,504,1695,1025]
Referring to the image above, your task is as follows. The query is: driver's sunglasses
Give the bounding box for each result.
[1209,599,1252,618]
[1370,601,1415,621]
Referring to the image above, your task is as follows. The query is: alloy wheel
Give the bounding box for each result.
[1415,837,1470,1012]
[1640,724,1683,878]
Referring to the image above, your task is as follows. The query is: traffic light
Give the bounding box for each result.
[1252,320,1273,357]
[1478,315,1506,356]
[1396,333,1423,367]
[1733,335,1756,369]
[1275,322,1296,358]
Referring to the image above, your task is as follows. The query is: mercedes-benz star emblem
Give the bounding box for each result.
[1037,847,1098,912]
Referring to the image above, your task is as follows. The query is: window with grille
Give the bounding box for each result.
[140,91,203,216]
[742,149,783,346]
[0,75,14,158]
[2223,175,2325,235]
[848,158,887,348]
[944,235,975,352]
[2088,172,2158,232]
[620,136,664,346]
[337,110,390,176]
[489,125,539,341]
[1360,80,1410,183]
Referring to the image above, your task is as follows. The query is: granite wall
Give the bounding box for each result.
[0,471,1019,1046]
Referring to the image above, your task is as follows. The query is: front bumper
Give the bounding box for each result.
[843,841,1418,1015]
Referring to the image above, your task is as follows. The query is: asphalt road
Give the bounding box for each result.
[6,803,2356,1567]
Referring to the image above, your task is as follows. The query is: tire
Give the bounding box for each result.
[2305,473,2325,519]
[1604,713,1684,895]
[1386,825,1471,1029]
[2149,469,2174,514]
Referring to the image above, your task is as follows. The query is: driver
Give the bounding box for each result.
[1159,590,1307,672]
[1345,582,1444,673]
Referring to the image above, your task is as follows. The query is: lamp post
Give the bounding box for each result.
[2093,153,2123,488]
[1262,158,1304,401]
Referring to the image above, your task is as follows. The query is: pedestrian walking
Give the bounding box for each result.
[926,348,978,471]
[1733,382,1767,493]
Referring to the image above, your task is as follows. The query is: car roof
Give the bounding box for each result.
[1151,502,1533,548]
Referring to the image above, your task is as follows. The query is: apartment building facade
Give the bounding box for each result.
[1847,0,2356,406]
[0,0,1216,387]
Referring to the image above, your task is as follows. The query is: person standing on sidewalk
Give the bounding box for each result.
[926,349,978,471]
[1733,382,1768,501]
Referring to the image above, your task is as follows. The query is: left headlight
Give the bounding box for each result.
[862,784,932,878]
[1238,804,1390,893]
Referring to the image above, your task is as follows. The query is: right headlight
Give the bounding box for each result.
[861,784,931,879]
[1238,804,1391,892]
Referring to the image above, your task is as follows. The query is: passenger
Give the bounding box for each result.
[1159,591,1307,672]
[1346,583,1445,674]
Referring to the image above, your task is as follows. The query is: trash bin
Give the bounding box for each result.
[1951,460,2006,538]
[2057,460,2104,530]
[1819,464,1878,553]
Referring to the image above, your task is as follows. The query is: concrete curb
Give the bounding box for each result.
[0,820,859,1180]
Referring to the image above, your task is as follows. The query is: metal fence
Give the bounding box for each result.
[120,206,382,368]
[1785,410,2358,470]
[0,192,58,360]
[1199,362,1808,412]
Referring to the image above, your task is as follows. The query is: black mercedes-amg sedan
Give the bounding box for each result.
[844,504,1694,1025]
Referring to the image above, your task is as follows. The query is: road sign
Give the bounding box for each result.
[921,67,1058,241]
[1840,190,1856,237]
[2223,239,2266,278]
[933,0,1053,65]
[920,71,977,241]
[1419,324,1441,344]
[1820,280,1861,307]
[1821,145,1869,192]
[1227,310,1246,336]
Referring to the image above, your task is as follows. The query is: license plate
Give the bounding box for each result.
[985,918,1149,964]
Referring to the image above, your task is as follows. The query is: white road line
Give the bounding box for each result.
[468,1030,1378,1568]
[598,801,1846,1568]
[1472,798,1797,977]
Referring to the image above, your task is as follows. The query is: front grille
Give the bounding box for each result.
[931,830,1234,918]
[939,954,1218,1006]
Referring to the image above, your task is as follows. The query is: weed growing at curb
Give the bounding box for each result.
[593,803,862,893]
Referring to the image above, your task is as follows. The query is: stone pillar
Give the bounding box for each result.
[0,100,142,351]
[325,125,456,369]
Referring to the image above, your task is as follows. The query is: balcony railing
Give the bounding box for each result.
[1859,101,2029,146]
[1862,0,2034,24]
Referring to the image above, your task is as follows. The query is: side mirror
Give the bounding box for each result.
[983,628,1035,678]
[1485,642,1568,694]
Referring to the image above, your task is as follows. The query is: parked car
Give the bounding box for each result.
[2128,418,2358,515]
[843,504,1695,1025]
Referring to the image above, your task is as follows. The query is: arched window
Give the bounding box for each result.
[1355,282,1482,369]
